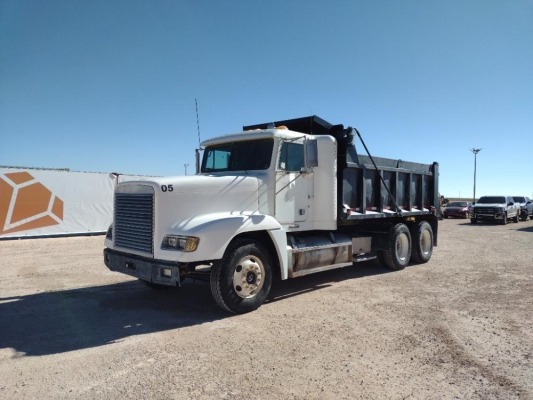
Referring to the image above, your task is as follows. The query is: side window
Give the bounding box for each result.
[278,142,304,172]
[204,148,230,171]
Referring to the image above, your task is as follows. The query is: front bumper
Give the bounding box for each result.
[444,210,469,218]
[104,248,183,286]
[472,213,504,220]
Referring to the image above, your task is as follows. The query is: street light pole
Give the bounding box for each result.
[470,148,481,203]
[184,163,189,175]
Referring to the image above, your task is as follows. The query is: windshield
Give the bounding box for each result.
[512,196,525,203]
[477,196,505,204]
[448,202,468,207]
[201,139,274,173]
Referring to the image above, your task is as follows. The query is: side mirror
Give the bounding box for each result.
[304,139,318,168]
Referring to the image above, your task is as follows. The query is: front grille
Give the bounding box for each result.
[114,191,154,254]
[474,207,496,214]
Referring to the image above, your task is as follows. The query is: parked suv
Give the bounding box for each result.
[471,196,520,225]
[512,196,533,221]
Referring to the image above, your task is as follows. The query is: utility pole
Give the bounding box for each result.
[184,163,189,175]
[470,148,481,203]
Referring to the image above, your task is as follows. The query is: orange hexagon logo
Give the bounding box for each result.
[0,172,64,236]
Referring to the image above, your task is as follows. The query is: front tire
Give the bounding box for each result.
[513,212,520,223]
[501,213,507,225]
[470,218,478,224]
[378,223,412,271]
[411,221,434,264]
[210,239,273,314]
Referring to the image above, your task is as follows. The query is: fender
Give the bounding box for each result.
[159,212,287,268]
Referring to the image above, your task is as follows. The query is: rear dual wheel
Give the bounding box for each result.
[411,221,434,264]
[378,223,412,271]
[378,221,434,270]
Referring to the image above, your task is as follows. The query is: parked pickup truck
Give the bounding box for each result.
[471,196,520,224]
[512,196,533,221]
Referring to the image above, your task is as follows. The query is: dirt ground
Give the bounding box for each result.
[0,218,532,400]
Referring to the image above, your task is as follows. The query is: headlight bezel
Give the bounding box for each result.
[161,235,199,252]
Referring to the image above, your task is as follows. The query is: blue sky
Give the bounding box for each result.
[1,0,532,199]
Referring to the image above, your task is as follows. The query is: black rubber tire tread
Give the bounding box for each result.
[410,221,434,264]
[470,218,478,224]
[380,223,412,271]
[210,239,273,314]
[513,212,520,223]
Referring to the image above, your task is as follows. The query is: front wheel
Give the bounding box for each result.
[378,223,412,271]
[513,212,520,223]
[410,221,434,264]
[210,239,273,314]
[501,213,507,225]
[470,218,478,224]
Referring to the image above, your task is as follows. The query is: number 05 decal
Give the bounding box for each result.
[161,185,174,192]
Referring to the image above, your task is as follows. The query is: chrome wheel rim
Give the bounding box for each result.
[233,256,265,299]
[396,233,410,262]
[420,229,432,256]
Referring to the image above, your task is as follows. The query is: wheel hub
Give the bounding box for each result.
[233,257,264,299]
[420,230,431,255]
[396,233,409,262]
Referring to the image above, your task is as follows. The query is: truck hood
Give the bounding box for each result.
[118,173,261,222]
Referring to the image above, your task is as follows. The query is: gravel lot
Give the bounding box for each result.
[1,218,532,400]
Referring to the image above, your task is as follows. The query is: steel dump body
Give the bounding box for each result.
[341,155,439,221]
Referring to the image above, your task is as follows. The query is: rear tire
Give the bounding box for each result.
[210,239,273,314]
[379,223,412,271]
[411,221,434,264]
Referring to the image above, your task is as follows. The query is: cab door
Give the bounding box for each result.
[275,140,311,224]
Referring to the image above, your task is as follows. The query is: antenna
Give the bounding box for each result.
[195,98,201,147]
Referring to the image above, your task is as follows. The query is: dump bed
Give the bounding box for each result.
[245,115,440,223]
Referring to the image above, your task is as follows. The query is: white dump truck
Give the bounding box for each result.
[104,116,440,313]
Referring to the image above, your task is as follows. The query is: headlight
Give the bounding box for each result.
[161,235,199,252]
